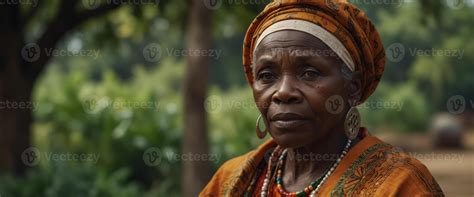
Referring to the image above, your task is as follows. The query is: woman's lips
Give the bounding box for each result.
[270,113,309,129]
[271,119,309,129]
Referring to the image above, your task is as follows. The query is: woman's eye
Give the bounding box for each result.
[257,71,276,82]
[301,70,320,80]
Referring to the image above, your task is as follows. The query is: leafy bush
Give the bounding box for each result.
[0,163,142,197]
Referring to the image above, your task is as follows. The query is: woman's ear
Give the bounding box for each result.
[348,77,362,106]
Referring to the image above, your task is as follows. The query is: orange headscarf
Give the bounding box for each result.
[242,0,386,104]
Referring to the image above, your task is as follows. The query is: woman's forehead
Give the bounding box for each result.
[254,30,337,60]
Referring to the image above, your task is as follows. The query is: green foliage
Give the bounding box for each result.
[28,58,186,196]
[377,2,474,108]
[5,1,472,196]
[0,163,142,197]
[360,82,431,132]
[207,87,262,167]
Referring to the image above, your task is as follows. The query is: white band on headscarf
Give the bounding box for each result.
[254,19,355,72]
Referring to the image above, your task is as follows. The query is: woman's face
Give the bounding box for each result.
[252,30,359,148]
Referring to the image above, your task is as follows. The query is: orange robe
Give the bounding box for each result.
[200,129,444,196]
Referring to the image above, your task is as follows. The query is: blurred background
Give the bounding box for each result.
[0,0,473,196]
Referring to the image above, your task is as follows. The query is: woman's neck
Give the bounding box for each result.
[281,127,360,192]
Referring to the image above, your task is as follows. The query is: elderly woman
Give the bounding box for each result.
[201,0,443,196]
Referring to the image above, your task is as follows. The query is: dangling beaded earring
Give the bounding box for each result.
[256,114,267,139]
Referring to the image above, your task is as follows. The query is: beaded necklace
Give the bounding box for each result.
[260,139,352,197]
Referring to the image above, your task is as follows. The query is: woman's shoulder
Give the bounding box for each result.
[333,136,444,196]
[373,145,444,196]
[214,139,276,176]
[200,140,276,196]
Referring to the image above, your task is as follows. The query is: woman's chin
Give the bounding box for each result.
[270,133,314,149]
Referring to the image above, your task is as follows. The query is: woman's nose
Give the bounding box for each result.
[272,76,303,104]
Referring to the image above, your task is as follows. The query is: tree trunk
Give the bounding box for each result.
[0,1,122,176]
[182,0,213,196]
[0,51,34,176]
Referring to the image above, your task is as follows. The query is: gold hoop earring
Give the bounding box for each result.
[256,114,267,139]
[344,107,360,140]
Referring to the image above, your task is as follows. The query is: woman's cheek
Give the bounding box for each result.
[255,82,275,98]
[252,86,268,112]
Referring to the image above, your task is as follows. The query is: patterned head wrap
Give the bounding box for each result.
[243,0,386,104]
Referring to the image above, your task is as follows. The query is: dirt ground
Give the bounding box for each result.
[378,131,474,197]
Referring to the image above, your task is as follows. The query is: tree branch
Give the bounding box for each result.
[74,2,122,25]
[26,1,123,80]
